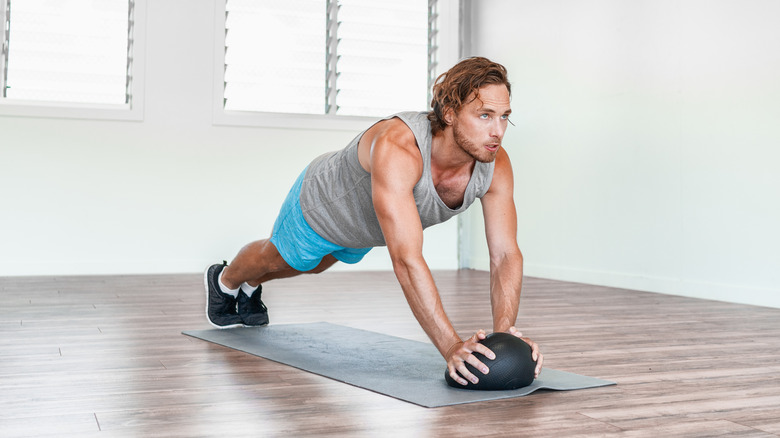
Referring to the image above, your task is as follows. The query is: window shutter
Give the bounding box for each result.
[4,0,132,105]
[222,0,432,117]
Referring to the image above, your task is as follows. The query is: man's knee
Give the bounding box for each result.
[256,239,293,272]
[308,255,338,274]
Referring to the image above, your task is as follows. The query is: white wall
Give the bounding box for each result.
[0,0,458,276]
[464,0,780,308]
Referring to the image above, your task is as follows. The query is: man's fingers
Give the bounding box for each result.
[464,352,490,375]
[456,360,480,385]
[473,342,496,361]
[462,330,494,362]
[447,356,479,385]
[446,329,496,385]
[525,339,538,360]
[519,337,544,378]
[535,352,544,377]
[447,364,469,386]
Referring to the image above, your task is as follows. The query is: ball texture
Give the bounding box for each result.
[444,332,536,390]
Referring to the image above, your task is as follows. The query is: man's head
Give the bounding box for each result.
[428,57,512,135]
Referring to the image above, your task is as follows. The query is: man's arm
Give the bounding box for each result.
[480,148,544,376]
[365,119,495,386]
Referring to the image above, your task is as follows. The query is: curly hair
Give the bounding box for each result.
[428,57,511,135]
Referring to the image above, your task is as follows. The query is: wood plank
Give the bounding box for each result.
[1,271,780,436]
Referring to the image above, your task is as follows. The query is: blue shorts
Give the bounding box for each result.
[269,169,372,272]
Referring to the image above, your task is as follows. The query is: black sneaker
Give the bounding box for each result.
[237,286,269,327]
[204,262,242,329]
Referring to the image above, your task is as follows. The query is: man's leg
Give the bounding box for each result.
[246,254,339,286]
[206,238,339,328]
[206,164,347,327]
[222,238,338,287]
[220,238,292,290]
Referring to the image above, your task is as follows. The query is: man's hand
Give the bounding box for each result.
[445,330,496,386]
[508,326,543,377]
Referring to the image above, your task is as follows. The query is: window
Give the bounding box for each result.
[224,1,325,115]
[218,0,440,126]
[0,0,144,120]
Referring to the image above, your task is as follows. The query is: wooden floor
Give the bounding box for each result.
[2,270,780,437]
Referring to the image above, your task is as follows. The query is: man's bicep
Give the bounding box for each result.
[371,153,424,260]
[372,169,424,258]
[482,192,520,257]
[367,121,425,259]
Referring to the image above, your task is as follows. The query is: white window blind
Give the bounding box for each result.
[336,1,428,116]
[1,0,133,106]
[223,0,432,118]
[224,0,324,114]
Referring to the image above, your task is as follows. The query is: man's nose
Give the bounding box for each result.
[490,119,506,138]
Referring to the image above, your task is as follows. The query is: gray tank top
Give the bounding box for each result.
[300,111,495,248]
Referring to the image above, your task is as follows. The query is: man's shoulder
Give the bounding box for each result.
[482,147,514,198]
[369,117,420,150]
[366,118,424,178]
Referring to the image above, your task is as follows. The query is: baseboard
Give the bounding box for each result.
[524,263,780,309]
[0,249,461,277]
[0,259,212,277]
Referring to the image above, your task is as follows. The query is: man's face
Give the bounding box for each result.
[450,84,512,163]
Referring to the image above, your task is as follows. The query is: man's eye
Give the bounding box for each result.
[480,114,489,119]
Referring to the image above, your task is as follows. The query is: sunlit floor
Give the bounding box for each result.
[2,270,780,436]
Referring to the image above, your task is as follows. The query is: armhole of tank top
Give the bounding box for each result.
[477,162,496,198]
[349,114,402,176]
[395,113,429,169]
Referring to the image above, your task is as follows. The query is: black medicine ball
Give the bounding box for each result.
[444,332,536,390]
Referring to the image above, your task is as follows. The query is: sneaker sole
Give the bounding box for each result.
[204,264,243,329]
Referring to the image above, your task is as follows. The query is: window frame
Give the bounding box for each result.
[0,0,146,121]
[212,0,459,131]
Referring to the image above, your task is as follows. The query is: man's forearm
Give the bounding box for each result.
[392,254,461,358]
[490,251,524,333]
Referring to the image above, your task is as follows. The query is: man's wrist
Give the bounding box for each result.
[444,340,464,359]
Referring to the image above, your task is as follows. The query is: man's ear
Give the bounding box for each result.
[443,107,455,125]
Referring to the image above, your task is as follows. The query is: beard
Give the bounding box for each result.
[452,121,499,164]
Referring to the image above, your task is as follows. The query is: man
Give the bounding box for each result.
[205,57,543,386]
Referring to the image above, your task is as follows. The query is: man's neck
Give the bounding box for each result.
[429,131,477,209]
[431,130,476,177]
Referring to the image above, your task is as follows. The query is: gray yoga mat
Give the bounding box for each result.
[183,322,615,408]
